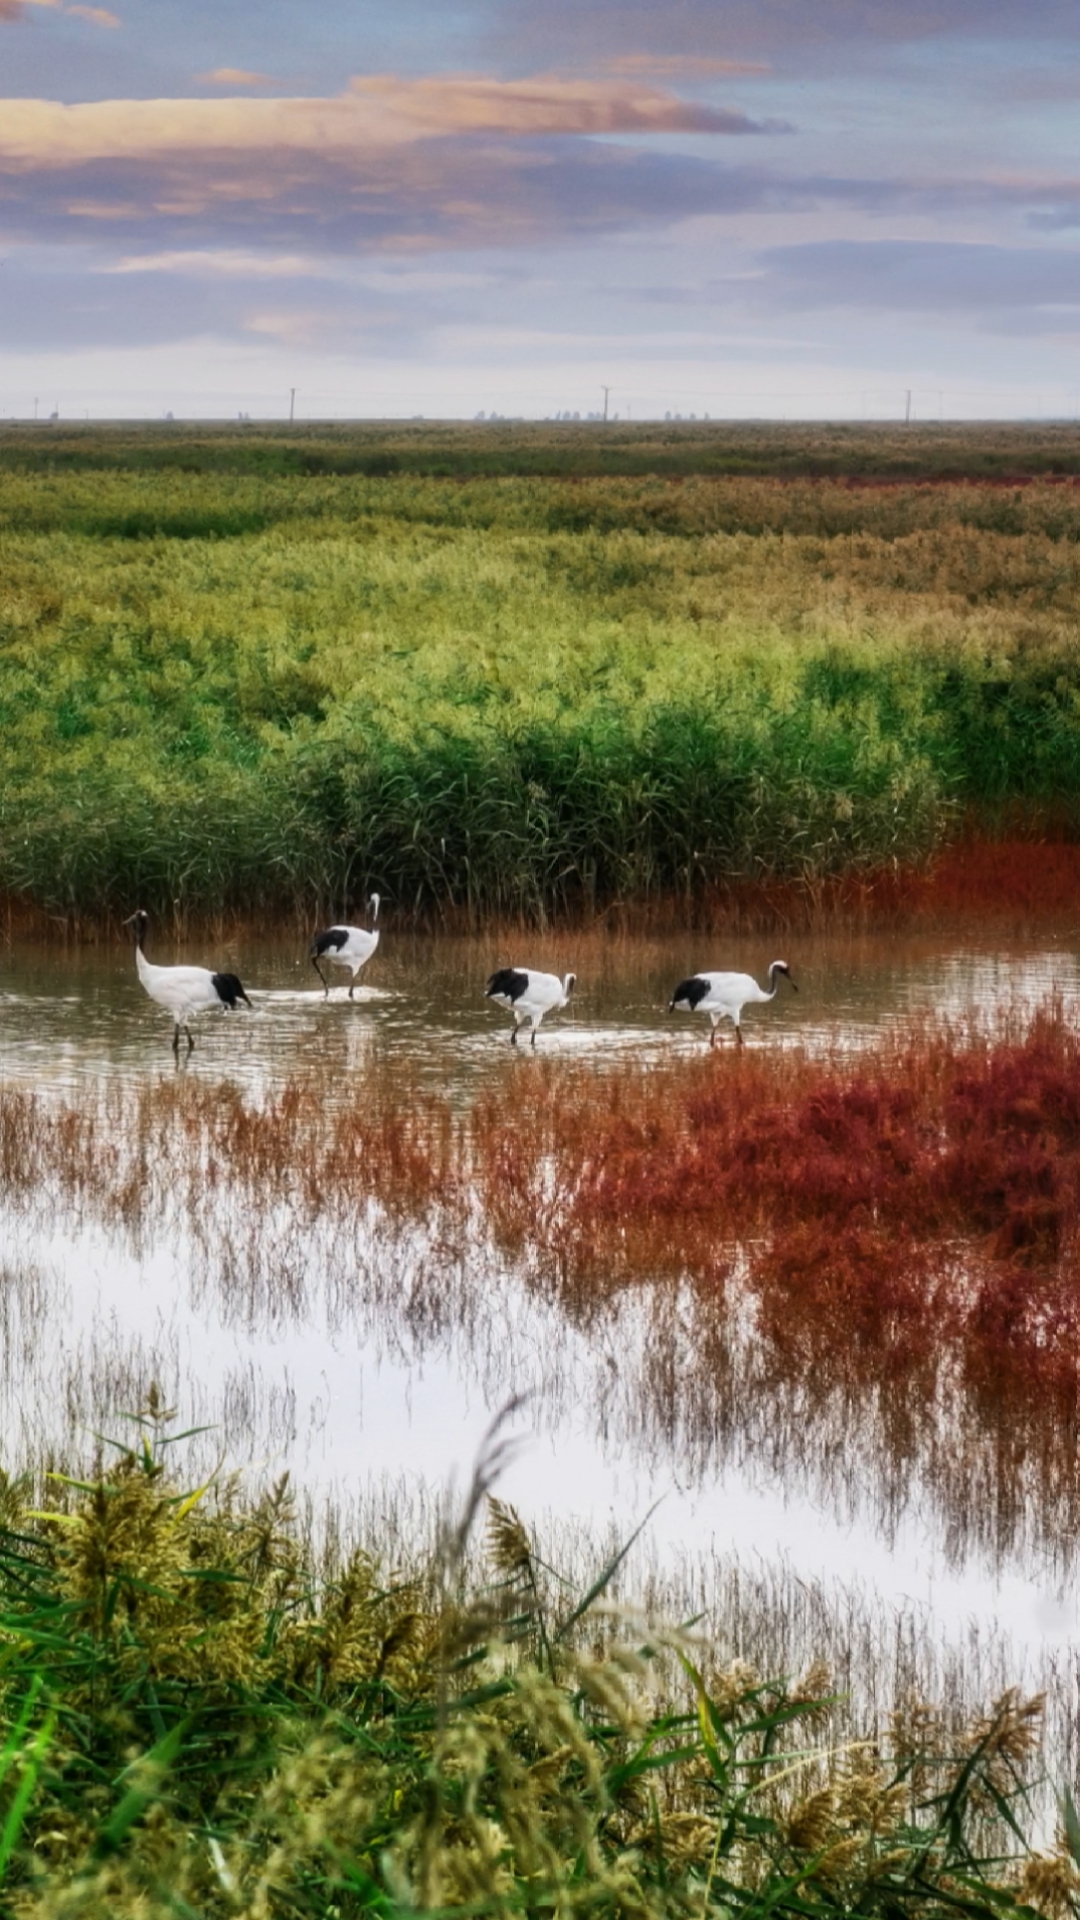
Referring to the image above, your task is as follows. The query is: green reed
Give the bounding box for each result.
[0,1398,1067,1919]
[3,432,1080,920]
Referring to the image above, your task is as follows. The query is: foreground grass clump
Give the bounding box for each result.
[0,1401,1067,1918]
[4,425,1080,920]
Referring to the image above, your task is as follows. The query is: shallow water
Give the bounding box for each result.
[3,920,1080,1704]
[4,921,1080,1095]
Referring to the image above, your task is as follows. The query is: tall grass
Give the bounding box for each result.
[0,1400,1066,1917]
[4,433,1080,919]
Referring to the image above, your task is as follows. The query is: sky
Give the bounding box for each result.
[1,0,1079,419]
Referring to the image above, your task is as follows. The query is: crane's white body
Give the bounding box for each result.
[310,895,381,997]
[485,968,576,1046]
[124,911,251,1053]
[134,949,230,1022]
[670,961,797,1047]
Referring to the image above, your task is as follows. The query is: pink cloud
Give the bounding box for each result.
[198,68,272,87]
[347,71,756,136]
[66,4,120,23]
[108,248,315,275]
[0,72,772,169]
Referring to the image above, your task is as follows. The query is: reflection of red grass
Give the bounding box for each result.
[477,837,1080,936]
[7,835,1080,941]
[472,1015,1080,1415]
[700,838,1080,934]
[911,836,1080,925]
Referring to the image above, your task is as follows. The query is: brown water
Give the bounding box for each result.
[2,920,1080,1715]
[4,922,1079,1093]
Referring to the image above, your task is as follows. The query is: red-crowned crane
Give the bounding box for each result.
[124,909,252,1054]
[669,961,797,1047]
[485,967,576,1046]
[310,895,381,998]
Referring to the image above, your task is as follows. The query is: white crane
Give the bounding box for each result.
[123,909,252,1054]
[310,894,381,998]
[669,961,797,1047]
[485,967,576,1046]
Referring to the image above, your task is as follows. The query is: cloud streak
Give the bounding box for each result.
[0,73,778,170]
[0,140,785,257]
[485,0,1080,70]
[3,0,118,21]
[198,69,273,87]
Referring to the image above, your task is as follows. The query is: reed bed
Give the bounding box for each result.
[0,1397,1068,1918]
[4,427,1080,920]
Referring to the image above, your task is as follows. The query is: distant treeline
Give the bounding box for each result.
[2,432,1080,921]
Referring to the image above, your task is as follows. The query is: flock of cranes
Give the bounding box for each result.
[122,904,798,1054]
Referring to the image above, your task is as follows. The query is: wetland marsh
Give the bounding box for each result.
[3,424,1080,1909]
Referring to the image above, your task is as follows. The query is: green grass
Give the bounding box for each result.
[3,427,1080,921]
[0,1401,1066,1918]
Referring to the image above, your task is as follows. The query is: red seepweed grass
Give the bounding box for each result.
[7,1013,1080,1426]
[6,1008,1080,1560]
[468,1009,1080,1423]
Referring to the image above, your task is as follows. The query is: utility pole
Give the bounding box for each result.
[33,397,37,421]
[289,387,296,424]
[905,388,912,423]
[601,385,612,422]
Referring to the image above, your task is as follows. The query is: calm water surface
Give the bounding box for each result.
[3,921,1080,1694]
[4,922,1080,1092]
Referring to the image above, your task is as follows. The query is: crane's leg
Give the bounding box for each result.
[172,1024,181,1056]
[312,956,329,997]
[734,1024,743,1048]
[511,1016,521,1046]
[349,979,355,1000]
[709,1018,717,1049]
[185,1024,195,1054]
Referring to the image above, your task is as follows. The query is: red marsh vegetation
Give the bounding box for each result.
[6,1009,1080,1423]
[5,1006,1080,1559]
[472,1011,1080,1417]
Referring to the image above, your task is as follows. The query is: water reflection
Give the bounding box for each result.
[2,1082,1078,1582]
